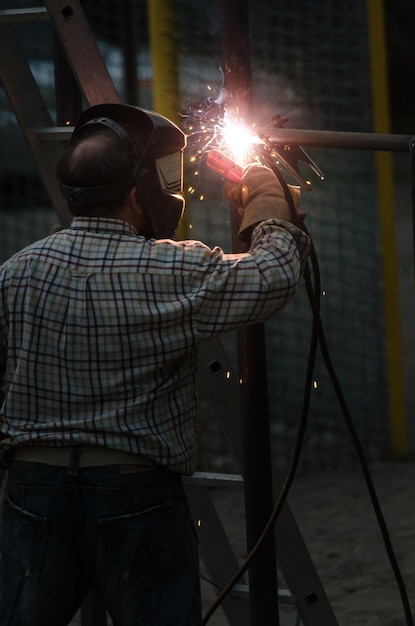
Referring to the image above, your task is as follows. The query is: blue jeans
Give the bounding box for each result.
[0,461,201,626]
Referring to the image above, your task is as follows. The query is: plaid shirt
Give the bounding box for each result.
[0,216,310,474]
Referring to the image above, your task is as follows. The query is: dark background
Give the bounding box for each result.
[385,0,415,132]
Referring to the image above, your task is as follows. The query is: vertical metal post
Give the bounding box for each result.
[219,2,279,625]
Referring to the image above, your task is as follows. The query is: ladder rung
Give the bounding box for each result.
[232,584,294,604]
[184,471,244,488]
[0,8,49,23]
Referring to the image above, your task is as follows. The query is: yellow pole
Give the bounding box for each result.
[147,0,180,121]
[147,0,188,239]
[366,0,408,457]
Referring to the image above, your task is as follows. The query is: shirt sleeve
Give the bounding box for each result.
[189,218,311,339]
[0,274,7,410]
[0,273,9,459]
[0,352,5,408]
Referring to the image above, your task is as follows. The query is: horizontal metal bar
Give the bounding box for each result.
[183,471,244,488]
[266,128,415,152]
[0,8,49,23]
[36,127,73,141]
[231,584,294,604]
[37,126,415,156]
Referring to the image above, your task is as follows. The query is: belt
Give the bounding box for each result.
[12,445,157,471]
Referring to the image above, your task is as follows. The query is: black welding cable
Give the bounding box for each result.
[203,165,414,625]
[274,162,414,626]
[303,262,414,626]
[202,173,321,625]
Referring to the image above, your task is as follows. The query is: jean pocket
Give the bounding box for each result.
[99,500,186,590]
[0,495,48,582]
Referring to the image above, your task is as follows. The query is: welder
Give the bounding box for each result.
[0,103,310,625]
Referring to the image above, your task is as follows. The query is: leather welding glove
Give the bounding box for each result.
[224,164,301,244]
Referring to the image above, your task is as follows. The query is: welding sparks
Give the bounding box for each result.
[180,88,325,199]
[180,91,261,186]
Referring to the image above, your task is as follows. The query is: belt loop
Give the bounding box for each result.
[67,446,81,476]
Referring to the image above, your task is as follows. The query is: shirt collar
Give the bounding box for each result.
[69,216,139,237]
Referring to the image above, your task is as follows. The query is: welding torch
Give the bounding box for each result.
[206,132,324,191]
[206,146,308,227]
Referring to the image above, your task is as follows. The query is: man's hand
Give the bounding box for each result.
[224,164,301,243]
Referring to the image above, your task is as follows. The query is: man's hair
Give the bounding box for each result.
[56,128,136,217]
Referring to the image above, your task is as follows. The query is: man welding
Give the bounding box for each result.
[0,103,310,625]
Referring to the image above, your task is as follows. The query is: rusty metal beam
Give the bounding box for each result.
[44,0,120,106]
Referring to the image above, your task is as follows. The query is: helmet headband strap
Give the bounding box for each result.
[59,117,139,207]
[76,116,138,161]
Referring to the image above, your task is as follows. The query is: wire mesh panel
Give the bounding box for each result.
[175,0,389,470]
[0,0,391,470]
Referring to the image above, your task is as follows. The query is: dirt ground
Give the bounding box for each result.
[200,459,415,626]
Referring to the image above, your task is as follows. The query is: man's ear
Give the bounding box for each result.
[127,185,141,211]
[127,185,153,237]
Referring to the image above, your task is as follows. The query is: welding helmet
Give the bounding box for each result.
[65,103,186,239]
